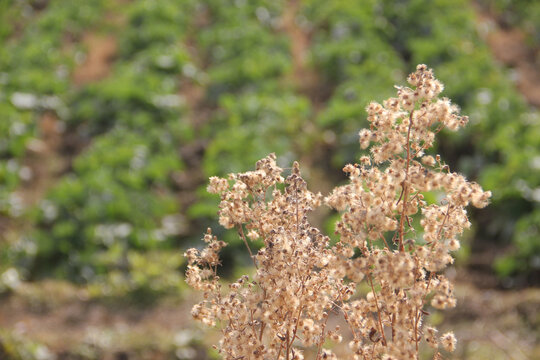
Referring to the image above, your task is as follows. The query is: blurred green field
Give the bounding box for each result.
[0,0,539,359]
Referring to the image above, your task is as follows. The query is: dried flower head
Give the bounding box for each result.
[186,65,490,359]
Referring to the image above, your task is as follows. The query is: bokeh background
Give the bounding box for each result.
[0,0,539,359]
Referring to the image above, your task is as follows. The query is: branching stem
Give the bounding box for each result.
[237,224,258,269]
[368,274,387,346]
[398,110,415,252]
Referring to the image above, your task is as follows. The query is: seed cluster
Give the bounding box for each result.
[185,65,491,359]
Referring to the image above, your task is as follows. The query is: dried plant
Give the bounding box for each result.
[185,65,491,360]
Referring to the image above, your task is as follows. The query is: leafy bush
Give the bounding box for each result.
[0,0,108,215]
[203,92,311,176]
[1,0,539,287]
[22,0,196,285]
[28,129,183,281]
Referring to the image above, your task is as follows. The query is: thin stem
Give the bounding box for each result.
[259,321,266,341]
[288,276,308,352]
[391,313,396,341]
[276,340,284,360]
[381,235,391,250]
[414,266,436,355]
[250,309,258,339]
[398,110,415,252]
[414,305,420,352]
[396,187,405,207]
[237,224,258,269]
[315,312,330,360]
[288,304,304,350]
[296,188,300,234]
[367,274,387,346]
[430,205,453,250]
[337,289,358,340]
[286,330,290,360]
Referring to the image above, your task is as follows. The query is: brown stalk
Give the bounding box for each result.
[286,329,290,360]
[367,274,387,346]
[315,311,330,360]
[288,276,308,352]
[430,204,453,250]
[250,309,258,339]
[391,312,396,341]
[276,339,284,360]
[398,110,415,252]
[379,232,391,250]
[414,265,436,354]
[237,224,258,269]
[336,289,358,340]
[414,305,420,352]
[288,304,305,351]
[259,321,266,341]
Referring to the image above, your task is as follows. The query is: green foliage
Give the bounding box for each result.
[68,62,189,136]
[86,250,187,300]
[495,211,540,276]
[0,0,108,215]
[1,0,539,287]
[121,0,196,55]
[301,0,540,278]
[28,129,183,280]
[197,0,290,98]
[16,0,199,283]
[203,92,311,176]
[0,330,54,360]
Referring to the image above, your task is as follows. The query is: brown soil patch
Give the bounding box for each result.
[280,0,329,105]
[73,33,117,85]
[17,112,67,208]
[281,1,311,86]
[475,6,540,107]
[0,282,195,356]
[447,277,540,359]
[175,7,216,213]
[177,58,207,195]
[18,10,123,208]
[280,0,336,224]
[1,277,539,359]
[485,28,528,66]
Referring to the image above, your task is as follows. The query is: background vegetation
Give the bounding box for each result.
[0,0,539,359]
